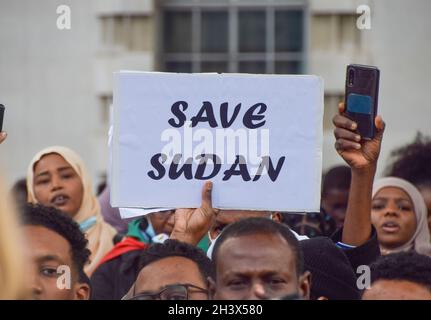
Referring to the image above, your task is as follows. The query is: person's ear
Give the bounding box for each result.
[207,277,216,300]
[272,212,282,223]
[298,271,311,300]
[74,283,90,300]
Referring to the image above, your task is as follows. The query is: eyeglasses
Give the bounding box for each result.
[125,283,208,301]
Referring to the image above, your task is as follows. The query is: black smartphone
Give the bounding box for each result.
[344,64,380,140]
[0,104,4,132]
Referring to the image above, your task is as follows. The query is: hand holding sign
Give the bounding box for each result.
[333,102,385,171]
[170,181,218,246]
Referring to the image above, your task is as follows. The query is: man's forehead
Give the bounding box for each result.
[217,234,296,275]
[217,210,271,223]
[364,279,431,299]
[23,225,71,259]
[136,256,204,291]
[218,233,294,263]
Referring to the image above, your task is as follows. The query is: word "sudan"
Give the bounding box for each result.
[147,153,286,182]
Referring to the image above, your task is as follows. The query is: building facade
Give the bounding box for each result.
[1,0,430,186]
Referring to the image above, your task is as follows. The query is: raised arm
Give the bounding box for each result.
[333,102,385,246]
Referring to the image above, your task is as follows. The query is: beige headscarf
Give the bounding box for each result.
[26,146,117,275]
[373,177,431,256]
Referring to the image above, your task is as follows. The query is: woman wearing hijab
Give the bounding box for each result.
[26,146,117,275]
[372,177,431,256]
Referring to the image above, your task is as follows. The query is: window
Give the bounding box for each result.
[201,11,228,53]
[161,2,306,74]
[239,10,266,53]
[163,11,192,53]
[275,10,303,52]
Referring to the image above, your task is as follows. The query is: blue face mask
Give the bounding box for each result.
[142,218,169,244]
[144,219,156,239]
[79,216,97,233]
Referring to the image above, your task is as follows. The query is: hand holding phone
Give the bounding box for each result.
[344,64,380,140]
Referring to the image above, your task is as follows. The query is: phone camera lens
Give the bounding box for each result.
[348,69,355,86]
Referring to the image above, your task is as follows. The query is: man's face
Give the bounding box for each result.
[23,226,89,300]
[362,280,431,300]
[130,256,208,300]
[209,210,276,240]
[321,188,349,228]
[148,211,175,235]
[211,233,309,300]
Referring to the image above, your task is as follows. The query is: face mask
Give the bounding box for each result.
[206,232,220,259]
[151,233,169,244]
[208,230,218,243]
[79,216,97,233]
[143,219,169,244]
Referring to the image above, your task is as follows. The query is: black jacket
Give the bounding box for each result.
[90,249,144,300]
[331,226,381,272]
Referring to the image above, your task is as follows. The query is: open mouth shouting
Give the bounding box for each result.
[380,220,401,234]
[50,193,70,207]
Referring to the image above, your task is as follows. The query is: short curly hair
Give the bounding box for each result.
[139,239,214,282]
[20,204,91,284]
[385,133,431,187]
[369,251,431,292]
[322,165,351,195]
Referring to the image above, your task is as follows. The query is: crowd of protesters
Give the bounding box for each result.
[0,102,431,300]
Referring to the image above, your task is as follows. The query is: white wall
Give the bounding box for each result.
[1,0,430,187]
[0,0,104,185]
[314,0,431,176]
[370,0,431,176]
[0,0,155,187]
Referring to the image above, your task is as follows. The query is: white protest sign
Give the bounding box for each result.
[111,72,323,213]
[119,207,174,220]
